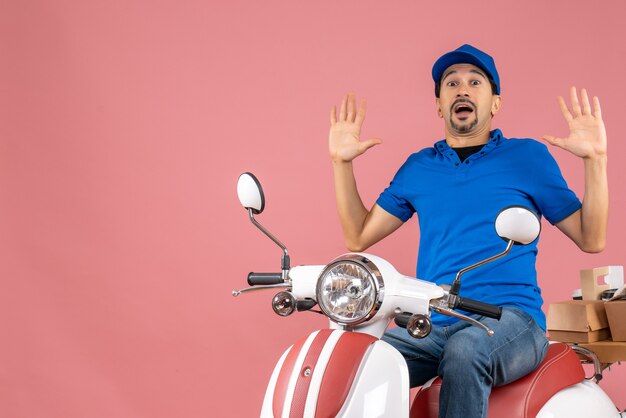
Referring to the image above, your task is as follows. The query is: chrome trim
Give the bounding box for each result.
[430,298,494,336]
[248,209,288,255]
[571,345,605,382]
[316,254,385,326]
[232,283,290,297]
[453,239,514,286]
[248,208,290,280]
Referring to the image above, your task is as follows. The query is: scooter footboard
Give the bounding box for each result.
[261,329,409,417]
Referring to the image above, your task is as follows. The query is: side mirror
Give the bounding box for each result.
[235,172,290,289]
[448,205,542,311]
[237,172,265,214]
[495,206,541,245]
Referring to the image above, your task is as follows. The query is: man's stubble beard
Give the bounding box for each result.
[450,116,479,134]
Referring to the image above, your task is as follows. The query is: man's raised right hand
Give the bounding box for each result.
[329,92,382,163]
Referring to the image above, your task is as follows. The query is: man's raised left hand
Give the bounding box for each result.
[542,86,607,160]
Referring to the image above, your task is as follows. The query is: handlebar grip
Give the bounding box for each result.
[247,272,284,286]
[457,297,502,320]
[394,312,413,329]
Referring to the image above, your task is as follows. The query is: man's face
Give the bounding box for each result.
[436,63,501,136]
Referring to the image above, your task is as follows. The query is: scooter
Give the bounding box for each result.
[233,172,623,417]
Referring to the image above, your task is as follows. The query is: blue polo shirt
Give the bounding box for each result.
[376,129,581,330]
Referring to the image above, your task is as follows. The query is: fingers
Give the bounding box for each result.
[580,88,592,115]
[593,96,602,119]
[354,98,367,127]
[561,86,601,120]
[347,93,356,122]
[359,138,383,153]
[542,134,565,149]
[557,96,573,122]
[336,92,365,124]
[339,94,347,121]
[570,86,582,116]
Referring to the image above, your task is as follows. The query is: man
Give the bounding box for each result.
[328,44,607,418]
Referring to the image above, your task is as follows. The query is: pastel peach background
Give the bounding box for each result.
[1,1,625,417]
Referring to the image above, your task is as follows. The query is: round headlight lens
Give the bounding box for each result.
[316,257,382,325]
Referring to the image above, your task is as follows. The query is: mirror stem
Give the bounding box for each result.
[248,209,291,277]
[449,240,514,299]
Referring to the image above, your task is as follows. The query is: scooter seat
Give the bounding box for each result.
[410,342,585,418]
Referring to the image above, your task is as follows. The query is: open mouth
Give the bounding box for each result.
[452,101,475,119]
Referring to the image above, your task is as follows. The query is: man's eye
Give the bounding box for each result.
[471,80,481,86]
[446,81,458,87]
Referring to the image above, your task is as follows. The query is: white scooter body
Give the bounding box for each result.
[259,263,622,418]
[261,336,622,418]
[537,379,620,417]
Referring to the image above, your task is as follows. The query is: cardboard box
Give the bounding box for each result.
[580,266,611,300]
[577,340,626,363]
[547,300,610,343]
[604,300,626,341]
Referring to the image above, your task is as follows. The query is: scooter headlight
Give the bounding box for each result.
[316,255,384,326]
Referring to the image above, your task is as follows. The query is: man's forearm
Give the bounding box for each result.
[333,160,369,250]
[581,155,608,252]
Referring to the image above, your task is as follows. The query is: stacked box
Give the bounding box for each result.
[604,300,626,342]
[547,300,610,343]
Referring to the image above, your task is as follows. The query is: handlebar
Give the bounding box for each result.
[456,297,502,320]
[247,272,284,286]
[395,297,501,333]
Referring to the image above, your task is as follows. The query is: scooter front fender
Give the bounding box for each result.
[261,329,409,418]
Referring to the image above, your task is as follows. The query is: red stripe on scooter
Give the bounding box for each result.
[273,331,333,418]
[273,334,308,418]
[315,332,377,418]
[288,329,334,418]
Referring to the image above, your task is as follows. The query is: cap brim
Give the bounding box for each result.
[432,51,494,88]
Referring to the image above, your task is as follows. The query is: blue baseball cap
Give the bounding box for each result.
[432,44,500,95]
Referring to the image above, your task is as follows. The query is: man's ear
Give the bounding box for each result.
[491,95,502,117]
[436,98,443,118]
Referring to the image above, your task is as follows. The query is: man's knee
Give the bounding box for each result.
[440,332,490,374]
[383,327,434,359]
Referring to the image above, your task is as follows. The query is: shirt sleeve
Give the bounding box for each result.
[530,143,582,224]
[375,158,416,222]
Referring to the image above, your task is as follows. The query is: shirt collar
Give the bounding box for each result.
[434,129,504,158]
